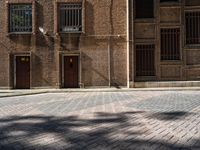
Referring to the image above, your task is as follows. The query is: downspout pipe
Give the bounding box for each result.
[126,0,130,88]
[108,36,111,87]
[132,0,134,88]
[108,0,113,88]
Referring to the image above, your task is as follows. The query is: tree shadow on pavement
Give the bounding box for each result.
[148,111,194,121]
[0,111,199,150]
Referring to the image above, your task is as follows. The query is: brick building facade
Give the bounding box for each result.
[0,0,200,89]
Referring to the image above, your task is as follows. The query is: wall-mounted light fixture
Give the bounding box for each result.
[39,27,48,35]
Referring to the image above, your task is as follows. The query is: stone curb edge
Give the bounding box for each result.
[0,87,200,98]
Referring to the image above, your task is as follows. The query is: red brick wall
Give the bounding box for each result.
[0,0,128,88]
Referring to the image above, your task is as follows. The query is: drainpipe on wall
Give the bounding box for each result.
[132,0,135,88]
[126,0,130,88]
[108,36,111,87]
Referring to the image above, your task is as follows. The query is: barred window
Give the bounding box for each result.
[185,12,200,44]
[9,4,32,33]
[161,28,180,60]
[136,44,155,76]
[135,0,154,18]
[59,3,82,33]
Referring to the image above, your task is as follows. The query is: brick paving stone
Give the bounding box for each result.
[0,91,200,149]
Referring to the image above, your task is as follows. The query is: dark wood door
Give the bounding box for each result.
[64,56,79,88]
[15,56,30,89]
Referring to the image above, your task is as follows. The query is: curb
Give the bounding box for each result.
[0,87,200,98]
[0,91,48,98]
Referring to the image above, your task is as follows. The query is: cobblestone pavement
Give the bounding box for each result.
[0,91,200,150]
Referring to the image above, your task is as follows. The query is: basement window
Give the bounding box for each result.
[59,3,82,33]
[185,11,200,45]
[135,0,154,18]
[9,4,32,33]
[136,44,155,76]
[161,28,180,60]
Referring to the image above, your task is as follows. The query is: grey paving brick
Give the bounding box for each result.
[0,91,199,149]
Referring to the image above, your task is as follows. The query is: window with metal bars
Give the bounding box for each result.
[135,0,154,18]
[59,3,82,33]
[161,28,180,60]
[136,44,155,76]
[185,11,200,44]
[9,4,32,33]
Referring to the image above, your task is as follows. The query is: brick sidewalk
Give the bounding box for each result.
[0,91,199,150]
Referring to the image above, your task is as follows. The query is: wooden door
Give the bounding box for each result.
[15,56,30,89]
[63,56,79,88]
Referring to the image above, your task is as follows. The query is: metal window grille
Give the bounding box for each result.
[135,0,154,18]
[185,12,200,44]
[161,28,180,60]
[136,44,155,76]
[9,4,32,33]
[59,3,82,33]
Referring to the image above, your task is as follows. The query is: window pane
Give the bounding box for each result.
[135,0,154,18]
[136,44,155,76]
[185,12,200,44]
[185,0,200,6]
[9,4,32,33]
[59,3,82,32]
[161,28,180,60]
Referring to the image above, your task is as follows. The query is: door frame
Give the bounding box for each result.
[14,54,31,89]
[61,54,80,88]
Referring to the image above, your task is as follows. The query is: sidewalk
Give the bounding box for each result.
[0,86,200,98]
